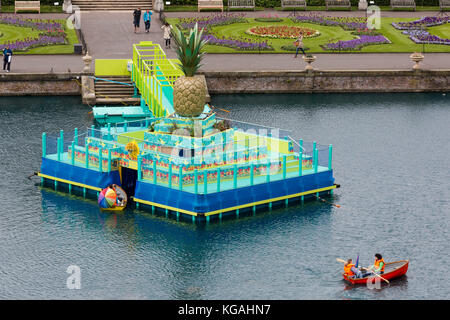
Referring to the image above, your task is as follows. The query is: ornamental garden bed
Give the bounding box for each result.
[167,13,450,53]
[0,15,79,54]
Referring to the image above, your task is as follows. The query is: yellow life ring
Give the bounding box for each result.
[126,141,140,160]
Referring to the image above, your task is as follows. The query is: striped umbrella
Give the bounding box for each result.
[98,187,117,208]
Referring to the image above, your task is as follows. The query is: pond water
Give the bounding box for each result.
[0,93,449,299]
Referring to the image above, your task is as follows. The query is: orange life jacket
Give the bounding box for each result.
[344,263,355,276]
[374,258,385,272]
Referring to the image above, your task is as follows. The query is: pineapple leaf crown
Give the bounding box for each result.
[173,23,208,77]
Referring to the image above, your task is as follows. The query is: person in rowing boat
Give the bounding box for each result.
[368,253,385,275]
[344,259,363,278]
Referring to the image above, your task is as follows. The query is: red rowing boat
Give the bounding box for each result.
[343,260,409,285]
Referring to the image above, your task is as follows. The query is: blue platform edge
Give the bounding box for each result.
[134,170,335,214]
[40,158,121,189]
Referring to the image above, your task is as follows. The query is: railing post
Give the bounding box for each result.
[90,125,95,138]
[204,170,208,195]
[194,169,198,194]
[168,163,172,188]
[74,128,78,145]
[71,141,75,165]
[107,123,111,140]
[57,137,61,161]
[85,144,89,169]
[266,159,270,183]
[124,120,128,132]
[179,166,183,191]
[283,155,287,179]
[42,132,46,158]
[328,144,333,170]
[233,164,238,189]
[108,149,112,172]
[98,147,103,172]
[250,163,254,186]
[299,149,303,176]
[153,161,157,184]
[217,168,221,192]
[314,148,318,173]
[59,130,64,154]
[137,156,142,181]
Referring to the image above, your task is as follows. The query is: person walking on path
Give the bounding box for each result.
[143,10,152,33]
[133,8,142,33]
[293,31,306,58]
[2,46,12,72]
[161,22,173,49]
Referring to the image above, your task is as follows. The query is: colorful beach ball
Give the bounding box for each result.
[98,187,117,208]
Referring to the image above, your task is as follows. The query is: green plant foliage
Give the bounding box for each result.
[173,23,208,77]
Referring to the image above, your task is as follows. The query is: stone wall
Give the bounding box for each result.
[0,73,84,96]
[200,70,450,94]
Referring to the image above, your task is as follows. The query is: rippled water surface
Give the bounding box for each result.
[0,94,449,299]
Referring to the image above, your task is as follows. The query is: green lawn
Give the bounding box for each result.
[0,5,63,13]
[0,20,79,54]
[167,17,450,53]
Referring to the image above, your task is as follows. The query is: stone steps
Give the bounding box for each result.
[71,0,153,11]
[94,76,141,105]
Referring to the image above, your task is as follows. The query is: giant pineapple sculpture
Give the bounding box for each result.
[173,23,208,118]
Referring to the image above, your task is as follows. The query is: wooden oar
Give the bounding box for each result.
[368,269,390,284]
[336,258,347,263]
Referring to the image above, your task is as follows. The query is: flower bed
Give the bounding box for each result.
[392,16,449,30]
[392,16,450,46]
[246,26,320,39]
[202,34,272,51]
[0,15,68,52]
[292,14,367,31]
[322,35,390,51]
[178,13,247,30]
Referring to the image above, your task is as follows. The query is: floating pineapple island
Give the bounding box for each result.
[37,27,338,223]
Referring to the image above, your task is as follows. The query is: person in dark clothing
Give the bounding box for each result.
[133,8,142,33]
[3,46,12,72]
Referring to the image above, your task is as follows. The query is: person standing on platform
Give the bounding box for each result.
[133,8,142,33]
[143,10,152,33]
[2,46,12,72]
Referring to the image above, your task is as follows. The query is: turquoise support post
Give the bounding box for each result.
[69,184,72,194]
[245,136,249,161]
[283,155,287,179]
[90,125,95,138]
[168,164,172,188]
[250,163,254,186]
[60,130,64,154]
[192,215,196,223]
[99,147,103,172]
[299,139,303,150]
[312,141,316,168]
[233,164,237,189]
[179,166,183,191]
[71,141,75,165]
[74,128,78,145]
[42,132,46,158]
[107,123,111,140]
[204,171,208,194]
[217,168,221,192]
[266,160,270,183]
[194,170,198,194]
[108,149,112,172]
[138,156,142,181]
[314,148,318,173]
[328,144,333,170]
[206,216,210,223]
[57,137,61,161]
[153,161,157,184]
[124,120,128,132]
[299,150,303,176]
[85,144,89,168]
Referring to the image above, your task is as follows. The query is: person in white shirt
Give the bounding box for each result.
[161,22,173,49]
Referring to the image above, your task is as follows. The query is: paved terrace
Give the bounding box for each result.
[4,10,450,74]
